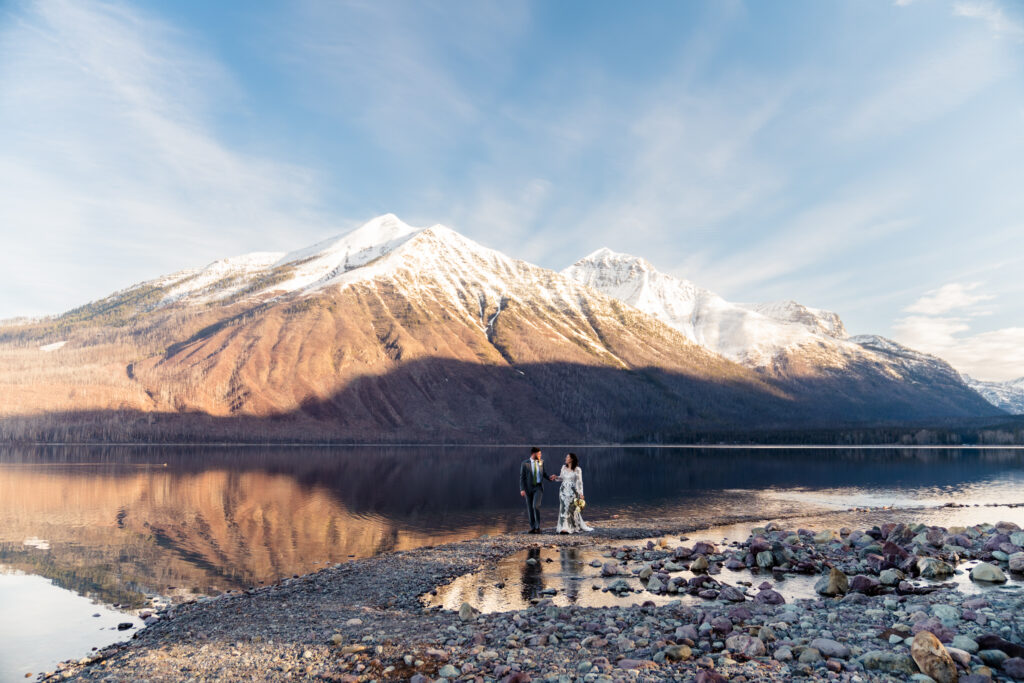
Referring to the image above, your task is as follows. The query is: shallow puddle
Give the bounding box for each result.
[426,532,1024,614]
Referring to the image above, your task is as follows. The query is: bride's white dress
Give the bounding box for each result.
[556,465,593,533]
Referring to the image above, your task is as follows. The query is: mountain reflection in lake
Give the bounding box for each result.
[2,445,1024,609]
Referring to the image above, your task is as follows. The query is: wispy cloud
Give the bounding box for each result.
[894,315,1024,381]
[904,282,995,314]
[281,0,529,157]
[894,282,1022,380]
[0,0,330,316]
[953,0,1024,41]
[837,36,1005,141]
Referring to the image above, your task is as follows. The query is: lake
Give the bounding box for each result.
[2,445,1024,680]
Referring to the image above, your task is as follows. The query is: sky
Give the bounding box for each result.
[1,0,1022,381]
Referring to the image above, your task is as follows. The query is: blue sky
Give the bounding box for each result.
[1,0,1023,380]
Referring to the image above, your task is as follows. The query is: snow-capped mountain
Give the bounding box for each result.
[563,248,998,415]
[0,215,1003,442]
[962,375,1024,415]
[563,249,853,367]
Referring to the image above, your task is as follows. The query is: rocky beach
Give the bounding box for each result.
[32,511,1024,683]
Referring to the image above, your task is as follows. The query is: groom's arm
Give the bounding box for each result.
[520,462,528,493]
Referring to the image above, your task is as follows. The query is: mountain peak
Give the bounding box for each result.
[576,247,655,271]
[278,214,420,268]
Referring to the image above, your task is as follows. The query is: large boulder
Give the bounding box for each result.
[970,562,1007,583]
[918,557,954,579]
[911,631,959,683]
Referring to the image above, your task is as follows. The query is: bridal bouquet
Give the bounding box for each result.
[574,496,586,511]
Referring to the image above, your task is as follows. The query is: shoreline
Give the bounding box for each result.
[9,442,1024,449]
[37,508,1024,682]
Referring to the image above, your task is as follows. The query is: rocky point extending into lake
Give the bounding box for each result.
[39,514,1024,682]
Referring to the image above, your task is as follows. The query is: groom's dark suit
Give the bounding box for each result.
[520,458,554,532]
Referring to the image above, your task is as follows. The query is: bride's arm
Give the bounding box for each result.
[577,468,584,498]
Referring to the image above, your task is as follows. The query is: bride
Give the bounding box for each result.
[556,452,593,534]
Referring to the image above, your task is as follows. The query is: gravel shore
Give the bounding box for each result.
[39,512,1024,683]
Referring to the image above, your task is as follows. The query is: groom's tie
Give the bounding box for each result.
[533,460,539,484]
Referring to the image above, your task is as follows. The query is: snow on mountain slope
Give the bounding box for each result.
[157,252,285,305]
[744,301,847,338]
[962,375,1024,414]
[563,249,847,366]
[128,214,539,312]
[563,249,1003,419]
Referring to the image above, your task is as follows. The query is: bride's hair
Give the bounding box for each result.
[567,452,579,470]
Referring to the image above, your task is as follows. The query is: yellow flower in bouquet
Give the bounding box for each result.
[574,497,586,511]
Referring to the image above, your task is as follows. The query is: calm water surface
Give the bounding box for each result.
[2,445,1024,680]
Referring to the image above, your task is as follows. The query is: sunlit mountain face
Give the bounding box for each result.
[0,215,1002,445]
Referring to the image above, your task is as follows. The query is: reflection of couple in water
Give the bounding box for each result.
[520,547,584,604]
[519,446,593,535]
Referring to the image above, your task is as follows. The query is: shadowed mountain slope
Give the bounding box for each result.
[0,216,1003,442]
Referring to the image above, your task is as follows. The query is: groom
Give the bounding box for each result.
[520,446,556,534]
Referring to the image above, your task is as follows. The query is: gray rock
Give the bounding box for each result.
[774,645,793,661]
[458,602,479,621]
[725,634,766,658]
[859,650,918,674]
[756,550,774,568]
[814,567,849,596]
[952,635,979,654]
[946,647,972,668]
[970,562,1007,583]
[646,575,664,592]
[931,604,960,625]
[917,557,954,579]
[608,578,631,593]
[798,647,823,664]
[718,586,745,602]
[979,649,1009,667]
[809,637,851,659]
[880,568,905,586]
[1009,552,1024,573]
[438,664,460,678]
[1003,657,1024,679]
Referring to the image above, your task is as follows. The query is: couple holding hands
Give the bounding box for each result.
[519,447,593,535]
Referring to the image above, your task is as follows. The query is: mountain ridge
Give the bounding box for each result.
[0,214,1004,442]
